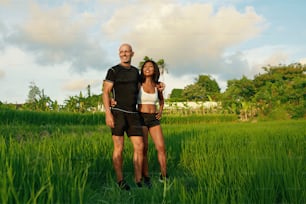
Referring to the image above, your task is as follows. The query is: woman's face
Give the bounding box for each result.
[143,62,155,77]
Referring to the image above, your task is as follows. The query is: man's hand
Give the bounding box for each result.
[157,82,166,92]
[105,111,115,128]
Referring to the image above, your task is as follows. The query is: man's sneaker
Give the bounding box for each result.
[117,180,131,191]
[143,176,152,189]
[136,181,143,188]
[159,173,169,183]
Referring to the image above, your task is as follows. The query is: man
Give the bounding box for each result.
[102,43,144,190]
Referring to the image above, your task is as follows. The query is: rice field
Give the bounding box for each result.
[0,111,305,203]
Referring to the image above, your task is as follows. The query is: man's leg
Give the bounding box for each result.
[112,135,124,182]
[130,136,144,183]
[142,126,149,178]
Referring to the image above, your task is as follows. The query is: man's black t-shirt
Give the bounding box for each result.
[105,64,140,112]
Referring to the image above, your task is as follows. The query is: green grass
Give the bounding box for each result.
[0,108,237,125]
[0,117,305,203]
[0,108,105,125]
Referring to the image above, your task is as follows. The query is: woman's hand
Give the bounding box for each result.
[156,111,162,120]
[110,98,117,107]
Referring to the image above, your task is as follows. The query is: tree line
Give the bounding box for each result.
[0,62,305,120]
[169,63,305,119]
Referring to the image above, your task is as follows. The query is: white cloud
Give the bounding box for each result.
[162,73,195,97]
[103,2,266,81]
[0,0,9,5]
[0,46,104,104]
[0,69,5,78]
[100,1,268,94]
[0,47,37,103]
[62,79,102,92]
[299,58,306,65]
[5,2,109,72]
[242,45,292,77]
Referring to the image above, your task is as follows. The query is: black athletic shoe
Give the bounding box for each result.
[159,173,169,183]
[136,181,143,188]
[117,180,131,191]
[143,176,152,189]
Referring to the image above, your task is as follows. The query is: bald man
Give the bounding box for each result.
[103,43,144,190]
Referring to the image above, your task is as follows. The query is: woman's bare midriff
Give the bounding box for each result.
[138,104,157,113]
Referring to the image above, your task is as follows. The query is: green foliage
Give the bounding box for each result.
[2,63,305,121]
[62,92,102,113]
[169,88,183,98]
[169,88,185,101]
[21,82,103,113]
[254,64,305,118]
[25,82,55,111]
[182,75,220,101]
[223,76,255,102]
[222,63,306,119]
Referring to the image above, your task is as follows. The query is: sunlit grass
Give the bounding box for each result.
[0,117,305,203]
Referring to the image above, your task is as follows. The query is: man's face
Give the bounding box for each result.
[119,45,134,64]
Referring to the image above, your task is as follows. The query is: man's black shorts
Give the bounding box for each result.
[111,109,143,137]
[140,112,160,128]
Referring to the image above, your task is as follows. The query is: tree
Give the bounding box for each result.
[64,96,79,112]
[27,81,41,103]
[220,63,305,119]
[156,58,167,75]
[25,82,54,111]
[221,76,256,115]
[182,75,220,101]
[223,76,255,102]
[169,88,185,101]
[85,94,102,112]
[87,84,91,98]
[37,89,53,111]
[78,91,85,113]
[253,63,306,118]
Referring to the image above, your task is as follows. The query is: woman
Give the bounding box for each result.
[137,60,168,187]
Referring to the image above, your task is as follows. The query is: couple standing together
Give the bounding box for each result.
[102,43,168,190]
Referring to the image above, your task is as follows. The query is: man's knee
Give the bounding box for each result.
[130,137,144,148]
[135,143,144,153]
[113,145,124,160]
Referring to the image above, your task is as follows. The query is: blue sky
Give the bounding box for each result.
[0,0,305,104]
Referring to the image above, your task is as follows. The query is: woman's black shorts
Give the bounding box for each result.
[140,112,160,128]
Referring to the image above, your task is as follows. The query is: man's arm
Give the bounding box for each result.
[102,80,114,128]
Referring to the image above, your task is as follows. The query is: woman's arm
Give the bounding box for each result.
[156,89,164,120]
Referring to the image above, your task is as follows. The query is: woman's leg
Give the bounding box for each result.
[149,125,167,177]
